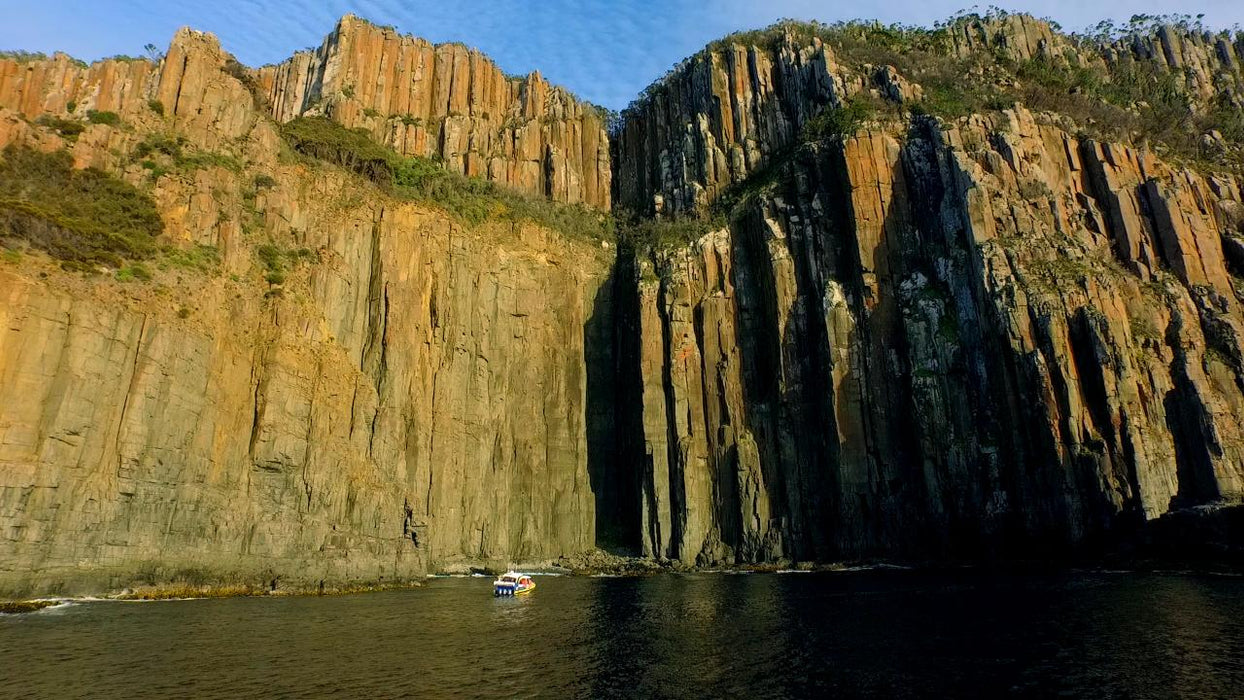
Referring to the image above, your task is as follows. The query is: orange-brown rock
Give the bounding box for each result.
[3,11,1244,593]
[254,15,611,209]
[0,25,614,598]
[0,53,155,118]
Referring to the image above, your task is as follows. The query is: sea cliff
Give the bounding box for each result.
[1,12,1243,596]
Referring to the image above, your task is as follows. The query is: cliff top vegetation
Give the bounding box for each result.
[281,117,613,243]
[617,9,1244,173]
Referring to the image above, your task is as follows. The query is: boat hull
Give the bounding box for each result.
[493,582,536,596]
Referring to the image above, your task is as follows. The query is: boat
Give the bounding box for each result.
[493,572,536,596]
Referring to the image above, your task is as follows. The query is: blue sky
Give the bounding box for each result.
[4,1,1243,109]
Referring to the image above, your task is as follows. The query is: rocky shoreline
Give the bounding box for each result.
[5,551,1242,614]
[0,600,58,615]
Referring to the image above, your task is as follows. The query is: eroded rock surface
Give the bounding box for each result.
[2,13,1244,594]
[255,15,611,209]
[0,27,613,597]
[614,17,1244,566]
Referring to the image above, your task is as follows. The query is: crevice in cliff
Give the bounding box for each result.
[402,498,420,547]
[425,364,442,518]
[612,250,667,558]
[692,293,739,556]
[1117,412,1147,524]
[1027,303,1081,543]
[110,313,149,479]
[607,288,646,553]
[655,266,686,560]
[171,55,189,117]
[300,358,322,514]
[347,384,359,440]
[246,312,278,468]
[729,206,789,557]
[361,211,387,374]
[1068,311,1119,448]
[1134,182,1174,271]
[1164,311,1225,510]
[246,361,264,462]
[359,212,390,459]
[586,257,639,554]
[367,284,391,459]
[1067,308,1135,536]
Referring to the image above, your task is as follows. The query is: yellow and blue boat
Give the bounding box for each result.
[493,572,536,596]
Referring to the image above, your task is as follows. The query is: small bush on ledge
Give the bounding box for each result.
[0,145,163,266]
[802,99,876,143]
[86,109,121,126]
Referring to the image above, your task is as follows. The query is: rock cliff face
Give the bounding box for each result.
[612,17,1244,565]
[946,12,1244,110]
[0,27,612,597]
[2,13,1244,595]
[255,15,611,209]
[612,34,850,216]
[613,15,1244,219]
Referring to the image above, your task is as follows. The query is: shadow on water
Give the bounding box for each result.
[2,570,1243,698]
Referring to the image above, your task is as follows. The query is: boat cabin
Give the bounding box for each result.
[493,572,535,596]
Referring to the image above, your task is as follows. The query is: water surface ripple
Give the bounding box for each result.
[2,570,1242,698]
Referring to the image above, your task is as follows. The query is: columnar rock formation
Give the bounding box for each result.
[0,26,611,597]
[612,36,851,216]
[613,15,1244,219]
[949,13,1244,111]
[1,13,1243,595]
[612,17,1244,565]
[0,17,614,210]
[255,15,611,209]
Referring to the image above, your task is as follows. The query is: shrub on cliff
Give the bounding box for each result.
[86,110,121,126]
[0,145,163,266]
[282,116,395,186]
[133,133,186,159]
[616,215,721,253]
[223,56,270,111]
[35,115,85,140]
[0,50,51,63]
[802,99,875,142]
[282,116,613,242]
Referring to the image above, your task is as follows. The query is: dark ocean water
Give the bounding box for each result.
[2,569,1242,698]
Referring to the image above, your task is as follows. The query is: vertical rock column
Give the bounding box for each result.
[254,15,611,209]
